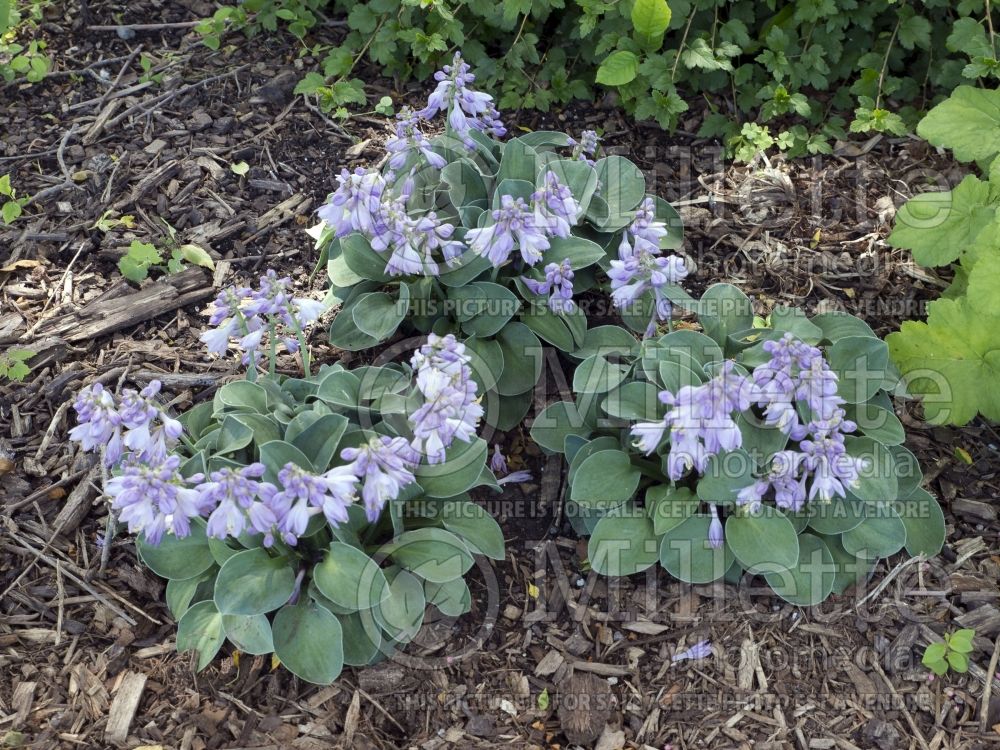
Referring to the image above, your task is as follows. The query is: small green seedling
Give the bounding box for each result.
[0,348,35,382]
[0,174,28,224]
[922,628,975,676]
[118,221,215,283]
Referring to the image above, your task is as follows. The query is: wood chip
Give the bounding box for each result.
[104,671,147,745]
[12,681,36,726]
[535,649,565,677]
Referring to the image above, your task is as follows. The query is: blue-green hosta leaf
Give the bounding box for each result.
[697,283,754,353]
[588,513,660,576]
[272,602,344,684]
[434,500,505,560]
[337,611,383,666]
[494,322,543,396]
[424,577,472,616]
[827,335,889,403]
[646,485,699,536]
[537,159,599,216]
[887,296,1000,425]
[214,548,297,616]
[888,445,923,498]
[570,449,641,509]
[314,542,389,610]
[844,436,898,504]
[415,437,489,497]
[725,505,799,573]
[573,353,629,394]
[215,380,269,415]
[568,436,622,483]
[165,566,216,620]
[259,439,314,485]
[811,311,877,343]
[806,496,868,535]
[340,233,391,282]
[602,381,660,420]
[176,600,226,671]
[894,488,945,558]
[384,528,474,583]
[763,533,836,606]
[917,86,1000,163]
[594,156,646,226]
[352,287,409,342]
[137,518,215,581]
[659,515,734,584]
[841,503,907,559]
[374,568,426,642]
[223,614,274,655]
[768,306,823,344]
[887,175,996,267]
[497,139,540,184]
[568,325,639,361]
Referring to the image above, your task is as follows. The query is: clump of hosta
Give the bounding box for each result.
[310,51,684,431]
[530,286,945,605]
[70,315,508,684]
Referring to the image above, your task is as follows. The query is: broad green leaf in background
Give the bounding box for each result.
[595,50,640,86]
[631,0,671,47]
[887,175,995,267]
[887,296,1000,425]
[917,86,1000,164]
[588,514,660,576]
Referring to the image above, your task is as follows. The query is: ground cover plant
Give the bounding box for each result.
[311,52,684,432]
[68,271,506,684]
[197,0,1000,156]
[886,84,1000,426]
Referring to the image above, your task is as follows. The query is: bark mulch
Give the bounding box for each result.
[2,2,1000,749]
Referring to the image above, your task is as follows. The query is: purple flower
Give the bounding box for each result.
[522,258,576,314]
[317,167,386,237]
[386,108,446,170]
[497,470,533,485]
[467,194,550,267]
[608,198,687,337]
[672,639,712,662]
[118,380,183,464]
[267,462,360,545]
[631,362,754,480]
[106,455,207,545]
[490,444,507,474]
[68,382,123,463]
[567,130,601,165]
[533,171,581,238]
[369,195,463,277]
[341,436,417,522]
[408,334,484,464]
[419,53,505,147]
[708,505,724,548]
[196,463,278,540]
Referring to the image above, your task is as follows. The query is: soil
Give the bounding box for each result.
[2,3,1000,750]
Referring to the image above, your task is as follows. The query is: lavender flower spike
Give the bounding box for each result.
[533,171,581,238]
[341,436,417,522]
[68,382,124,464]
[522,258,576,314]
[420,52,505,147]
[267,462,360,545]
[106,455,207,545]
[467,194,550,267]
[317,167,386,238]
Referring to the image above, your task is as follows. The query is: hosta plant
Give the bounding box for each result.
[530,287,944,605]
[311,53,683,432]
[69,272,507,685]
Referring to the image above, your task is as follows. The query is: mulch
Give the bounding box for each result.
[2,2,1000,749]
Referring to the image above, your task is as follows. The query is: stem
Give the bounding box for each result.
[98,446,115,571]
[289,317,311,378]
[874,17,900,111]
[268,320,277,378]
[987,0,997,58]
[671,8,697,82]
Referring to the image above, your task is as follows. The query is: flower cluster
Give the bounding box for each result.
[70,380,181,467]
[419,52,506,148]
[387,107,446,170]
[341,436,417,522]
[522,258,575,314]
[408,333,483,464]
[631,362,754,480]
[371,185,464,276]
[567,130,601,165]
[608,197,687,337]
[317,168,386,239]
[201,271,325,366]
[467,170,581,268]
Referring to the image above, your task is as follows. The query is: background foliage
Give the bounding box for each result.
[199,0,999,156]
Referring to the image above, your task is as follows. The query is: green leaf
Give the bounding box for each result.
[725,505,799,573]
[272,602,344,684]
[922,641,948,665]
[385,528,474,583]
[352,289,408,342]
[588,514,660,576]
[887,296,1000,425]
[594,156,646,226]
[895,488,945,558]
[314,542,389,610]
[494,322,543,396]
[137,519,215,580]
[763,533,836,606]
[165,567,216,619]
[176,600,226,671]
[223,614,274,655]
[949,628,976,654]
[631,0,671,39]
[2,200,22,225]
[176,244,215,270]
[698,283,754,352]
[530,400,592,452]
[340,233,390,282]
[841,503,907,558]
[424,577,472,616]
[570,449,641,509]
[214,548,296,616]
[595,50,640,86]
[337,611,382,666]
[573,354,629,394]
[540,235,605,270]
[374,568,425,641]
[887,175,995,267]
[947,650,969,672]
[414,437,489,497]
[659,515,734,584]
[435,500,505,560]
[646,485,699,536]
[259,439,314,485]
[917,86,1000,163]
[827,336,889,404]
